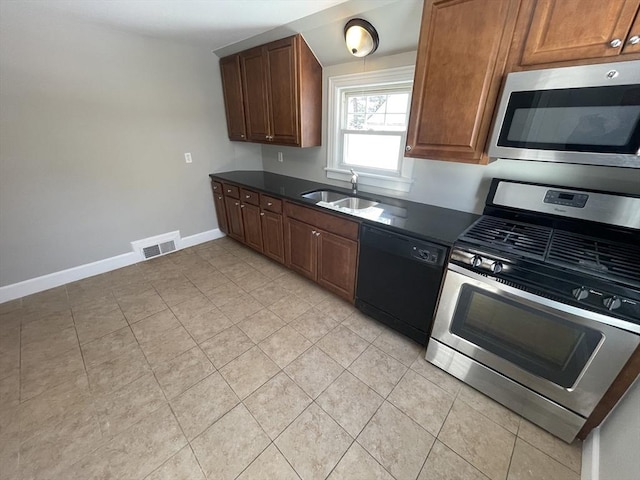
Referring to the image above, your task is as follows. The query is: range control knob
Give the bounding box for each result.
[572,287,589,301]
[603,296,622,311]
[490,261,503,274]
[471,255,483,267]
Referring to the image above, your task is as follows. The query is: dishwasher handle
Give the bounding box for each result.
[360,225,446,267]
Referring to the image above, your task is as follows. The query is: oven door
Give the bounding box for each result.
[431,264,640,417]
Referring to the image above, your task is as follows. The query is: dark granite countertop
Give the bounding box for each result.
[209,170,479,246]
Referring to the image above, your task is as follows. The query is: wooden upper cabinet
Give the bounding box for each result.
[405,0,519,164]
[266,38,299,146]
[624,11,640,54]
[519,0,640,66]
[223,34,322,147]
[240,47,270,143]
[219,55,247,141]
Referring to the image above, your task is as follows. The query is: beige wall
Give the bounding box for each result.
[262,51,640,213]
[0,2,261,287]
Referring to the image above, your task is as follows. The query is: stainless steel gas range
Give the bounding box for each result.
[427,179,640,442]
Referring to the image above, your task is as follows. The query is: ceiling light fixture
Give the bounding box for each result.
[344,18,379,57]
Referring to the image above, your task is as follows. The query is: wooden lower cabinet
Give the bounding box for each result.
[212,181,229,234]
[213,180,358,302]
[225,198,244,241]
[285,217,317,280]
[242,203,263,252]
[317,231,358,300]
[284,204,359,302]
[261,210,285,263]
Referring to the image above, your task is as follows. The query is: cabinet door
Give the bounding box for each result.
[317,231,358,302]
[521,0,639,66]
[261,211,285,264]
[265,37,300,146]
[242,203,263,252]
[405,0,519,163]
[212,182,229,234]
[219,55,247,141]
[623,12,640,54]
[240,46,270,143]
[225,198,245,241]
[285,217,316,281]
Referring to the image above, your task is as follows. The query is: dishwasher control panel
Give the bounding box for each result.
[412,246,440,264]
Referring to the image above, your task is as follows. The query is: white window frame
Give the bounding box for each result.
[326,66,415,193]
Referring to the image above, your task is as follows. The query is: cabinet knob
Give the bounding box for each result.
[234,202,239,206]
[213,186,218,190]
[227,189,232,193]
[240,134,245,138]
[629,35,640,45]
[245,195,250,199]
[260,212,265,216]
[315,232,321,237]
[267,202,273,206]
[240,204,245,208]
[405,145,412,152]
[218,196,223,200]
[265,135,270,140]
[610,38,622,48]
[311,230,317,235]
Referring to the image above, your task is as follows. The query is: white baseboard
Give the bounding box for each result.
[582,426,600,480]
[0,228,224,304]
[180,228,225,248]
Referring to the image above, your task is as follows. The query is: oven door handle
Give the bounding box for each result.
[445,263,640,334]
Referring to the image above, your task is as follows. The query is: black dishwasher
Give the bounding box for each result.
[355,224,447,345]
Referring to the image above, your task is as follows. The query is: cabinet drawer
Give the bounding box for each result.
[260,195,282,213]
[240,188,260,205]
[212,181,224,194]
[284,201,359,241]
[223,183,240,198]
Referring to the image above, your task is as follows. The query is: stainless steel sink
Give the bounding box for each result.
[301,190,349,203]
[332,197,379,210]
[302,190,380,212]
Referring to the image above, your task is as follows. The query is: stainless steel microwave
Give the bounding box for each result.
[488,60,640,168]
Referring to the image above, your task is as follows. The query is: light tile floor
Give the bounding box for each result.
[0,237,583,480]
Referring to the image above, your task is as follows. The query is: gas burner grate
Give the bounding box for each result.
[460,216,552,260]
[548,230,640,286]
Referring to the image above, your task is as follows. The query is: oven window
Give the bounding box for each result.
[498,85,640,153]
[450,285,602,388]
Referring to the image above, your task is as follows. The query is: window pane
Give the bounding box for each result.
[343,91,410,131]
[343,134,401,171]
[347,96,366,114]
[386,94,409,113]
[347,114,365,129]
[386,114,406,127]
[366,96,387,113]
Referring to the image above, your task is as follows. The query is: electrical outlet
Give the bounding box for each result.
[184,153,192,164]
[277,152,284,163]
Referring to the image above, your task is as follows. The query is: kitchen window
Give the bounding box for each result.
[326,66,415,193]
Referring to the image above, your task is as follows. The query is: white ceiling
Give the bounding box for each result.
[38,0,350,50]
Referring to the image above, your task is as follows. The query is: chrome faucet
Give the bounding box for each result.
[350,169,359,194]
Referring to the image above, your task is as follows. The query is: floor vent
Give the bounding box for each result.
[142,244,161,259]
[159,241,176,254]
[131,231,181,261]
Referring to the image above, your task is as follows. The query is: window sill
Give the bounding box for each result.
[325,168,414,193]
